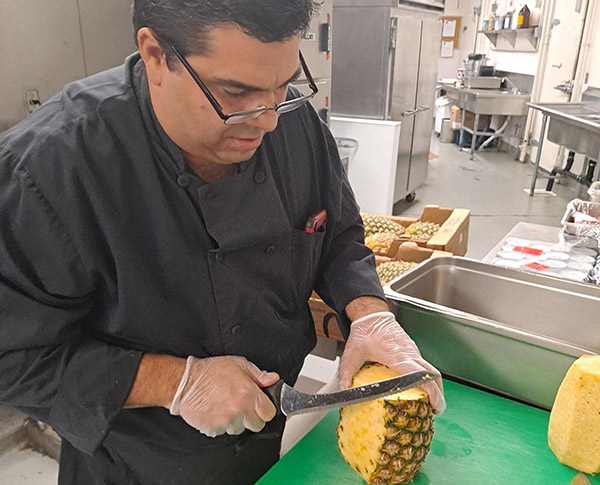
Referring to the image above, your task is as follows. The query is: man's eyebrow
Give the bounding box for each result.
[214,65,303,93]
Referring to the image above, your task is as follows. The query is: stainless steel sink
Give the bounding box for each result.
[528,102,600,159]
[445,85,531,116]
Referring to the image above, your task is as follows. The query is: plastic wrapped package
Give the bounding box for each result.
[490,235,599,284]
[561,198,600,239]
[589,181,600,204]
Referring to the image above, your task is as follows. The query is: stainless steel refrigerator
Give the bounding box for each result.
[331,0,443,202]
[295,0,333,124]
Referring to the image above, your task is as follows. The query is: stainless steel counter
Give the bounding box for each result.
[444,84,530,116]
[527,90,600,196]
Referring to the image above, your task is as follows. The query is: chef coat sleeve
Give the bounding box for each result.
[312,127,386,325]
[0,153,143,455]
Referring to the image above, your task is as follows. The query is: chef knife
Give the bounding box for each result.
[264,370,432,417]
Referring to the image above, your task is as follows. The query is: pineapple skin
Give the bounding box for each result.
[404,221,441,243]
[361,213,405,238]
[376,261,417,285]
[337,364,434,485]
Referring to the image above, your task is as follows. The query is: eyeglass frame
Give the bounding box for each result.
[169,44,318,125]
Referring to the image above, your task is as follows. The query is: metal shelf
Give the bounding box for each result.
[478,27,540,50]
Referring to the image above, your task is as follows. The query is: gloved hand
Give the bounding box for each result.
[339,311,446,414]
[169,355,280,437]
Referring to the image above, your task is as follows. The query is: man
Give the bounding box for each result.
[0,1,445,483]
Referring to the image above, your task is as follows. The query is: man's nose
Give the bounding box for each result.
[248,108,280,134]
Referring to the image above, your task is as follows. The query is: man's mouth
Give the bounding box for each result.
[229,134,264,151]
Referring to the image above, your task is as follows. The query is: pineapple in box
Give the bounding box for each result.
[548,355,600,474]
[365,233,398,255]
[361,213,405,238]
[405,221,441,243]
[338,363,434,485]
[376,261,417,285]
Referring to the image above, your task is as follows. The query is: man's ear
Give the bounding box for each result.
[137,27,169,87]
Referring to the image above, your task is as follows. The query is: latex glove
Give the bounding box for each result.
[339,311,446,414]
[169,355,280,437]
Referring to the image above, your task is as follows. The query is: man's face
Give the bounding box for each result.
[145,26,302,168]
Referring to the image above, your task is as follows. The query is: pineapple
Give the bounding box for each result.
[376,260,417,285]
[337,363,434,485]
[365,233,398,255]
[404,221,441,243]
[361,213,405,238]
[548,355,600,474]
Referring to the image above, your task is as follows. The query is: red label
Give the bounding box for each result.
[525,262,550,271]
[513,246,544,256]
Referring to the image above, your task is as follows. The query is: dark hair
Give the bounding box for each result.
[133,0,319,67]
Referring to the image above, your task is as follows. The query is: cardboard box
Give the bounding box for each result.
[450,105,462,123]
[310,242,452,342]
[309,296,347,342]
[388,205,470,255]
[450,105,462,130]
[463,110,490,131]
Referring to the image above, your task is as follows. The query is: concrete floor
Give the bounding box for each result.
[394,137,586,259]
[0,136,587,483]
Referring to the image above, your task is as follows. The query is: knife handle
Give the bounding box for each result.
[263,379,285,413]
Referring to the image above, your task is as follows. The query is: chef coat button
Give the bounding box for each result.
[265,245,276,254]
[215,252,223,262]
[177,174,190,187]
[254,172,266,184]
[206,191,218,200]
[231,325,242,335]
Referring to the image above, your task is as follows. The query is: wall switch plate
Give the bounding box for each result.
[24,88,41,114]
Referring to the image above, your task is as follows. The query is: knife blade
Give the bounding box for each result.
[263,370,432,417]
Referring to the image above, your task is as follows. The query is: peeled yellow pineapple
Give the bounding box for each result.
[365,233,398,255]
[548,355,600,474]
[337,363,434,484]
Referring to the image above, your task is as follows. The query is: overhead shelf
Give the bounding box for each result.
[478,27,540,51]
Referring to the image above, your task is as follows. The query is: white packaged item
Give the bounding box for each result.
[567,261,593,272]
[559,270,589,282]
[570,254,596,264]
[497,250,525,260]
[547,252,571,261]
[493,258,523,269]
[544,260,569,269]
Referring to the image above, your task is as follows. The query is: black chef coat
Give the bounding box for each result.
[0,53,384,481]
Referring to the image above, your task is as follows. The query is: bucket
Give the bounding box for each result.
[335,137,359,174]
[440,119,455,143]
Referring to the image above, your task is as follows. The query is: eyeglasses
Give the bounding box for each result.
[169,44,318,125]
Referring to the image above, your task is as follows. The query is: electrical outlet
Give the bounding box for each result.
[24,88,41,114]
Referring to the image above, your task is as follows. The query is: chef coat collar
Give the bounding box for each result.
[129,52,250,179]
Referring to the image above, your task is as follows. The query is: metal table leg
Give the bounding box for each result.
[459,108,465,150]
[470,114,480,160]
[529,114,549,196]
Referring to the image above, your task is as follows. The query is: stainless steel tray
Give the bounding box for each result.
[384,256,600,409]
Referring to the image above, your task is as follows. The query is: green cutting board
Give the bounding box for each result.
[258,380,599,484]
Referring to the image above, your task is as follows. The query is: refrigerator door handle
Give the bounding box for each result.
[416,105,430,112]
[402,108,419,117]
